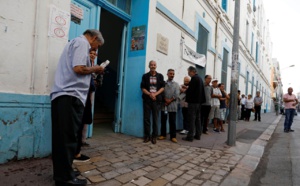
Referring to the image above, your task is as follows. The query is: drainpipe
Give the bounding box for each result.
[213,14,220,78]
[30,0,40,94]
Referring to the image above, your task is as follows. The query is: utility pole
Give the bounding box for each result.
[227,0,240,146]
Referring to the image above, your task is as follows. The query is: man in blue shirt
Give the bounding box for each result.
[51,29,104,186]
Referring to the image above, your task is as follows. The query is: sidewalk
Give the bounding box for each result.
[0,113,281,186]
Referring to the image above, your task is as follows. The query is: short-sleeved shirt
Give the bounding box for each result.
[202,84,212,106]
[245,98,254,109]
[254,96,263,106]
[50,35,91,106]
[283,93,297,109]
[211,87,221,106]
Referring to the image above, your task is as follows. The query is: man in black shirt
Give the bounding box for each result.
[182,66,206,141]
[140,60,165,144]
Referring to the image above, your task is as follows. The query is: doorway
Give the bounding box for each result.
[93,8,126,136]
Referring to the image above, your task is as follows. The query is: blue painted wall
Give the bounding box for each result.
[121,0,150,137]
[0,93,51,164]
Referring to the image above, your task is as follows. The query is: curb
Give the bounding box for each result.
[220,115,282,186]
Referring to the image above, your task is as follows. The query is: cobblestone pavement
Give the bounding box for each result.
[0,113,280,186]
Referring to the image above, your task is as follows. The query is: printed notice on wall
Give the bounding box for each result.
[48,5,70,39]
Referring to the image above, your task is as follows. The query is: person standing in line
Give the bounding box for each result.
[245,94,254,121]
[209,79,222,133]
[158,69,180,143]
[74,49,98,163]
[51,29,104,186]
[201,75,212,134]
[283,87,298,133]
[140,60,165,144]
[240,94,246,120]
[179,76,191,135]
[237,90,241,120]
[254,91,263,121]
[218,83,229,132]
[182,66,206,142]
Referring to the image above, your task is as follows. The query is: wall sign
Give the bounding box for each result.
[48,5,70,39]
[182,43,206,67]
[156,33,169,55]
[131,25,146,51]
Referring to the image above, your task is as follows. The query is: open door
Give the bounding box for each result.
[113,24,127,132]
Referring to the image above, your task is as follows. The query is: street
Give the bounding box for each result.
[249,114,300,186]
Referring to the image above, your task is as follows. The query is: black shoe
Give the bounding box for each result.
[81,142,90,147]
[73,154,90,162]
[284,129,289,133]
[258,120,261,122]
[151,137,157,144]
[194,136,200,140]
[143,137,150,143]
[182,137,193,142]
[213,128,220,133]
[289,129,295,132]
[55,178,87,186]
[74,171,80,177]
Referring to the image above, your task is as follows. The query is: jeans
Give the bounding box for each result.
[161,111,177,138]
[187,103,201,139]
[143,101,160,138]
[254,106,261,121]
[284,109,295,131]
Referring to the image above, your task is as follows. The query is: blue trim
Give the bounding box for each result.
[222,0,228,12]
[90,0,131,21]
[156,2,216,54]
[195,13,215,54]
[221,41,231,65]
[156,2,194,37]
[0,93,51,163]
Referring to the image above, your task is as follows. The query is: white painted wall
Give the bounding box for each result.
[0,0,70,95]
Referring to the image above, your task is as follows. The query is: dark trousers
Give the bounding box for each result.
[182,107,189,131]
[160,111,177,138]
[187,103,201,139]
[51,96,84,182]
[201,105,211,133]
[76,93,92,155]
[241,105,246,120]
[284,109,295,130]
[246,109,252,120]
[254,106,261,120]
[143,101,160,138]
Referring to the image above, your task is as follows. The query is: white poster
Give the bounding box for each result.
[182,44,206,67]
[48,5,70,39]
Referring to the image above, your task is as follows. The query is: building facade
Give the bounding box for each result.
[0,0,273,163]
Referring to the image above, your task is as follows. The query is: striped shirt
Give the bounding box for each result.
[162,80,180,112]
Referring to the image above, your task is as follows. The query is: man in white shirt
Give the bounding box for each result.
[208,79,222,133]
[240,94,246,120]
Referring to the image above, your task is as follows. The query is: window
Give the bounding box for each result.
[221,48,229,88]
[245,21,249,49]
[253,0,256,11]
[237,62,241,89]
[246,71,249,95]
[251,76,254,95]
[196,24,209,79]
[222,0,227,12]
[255,42,259,63]
[251,33,254,55]
[106,0,131,14]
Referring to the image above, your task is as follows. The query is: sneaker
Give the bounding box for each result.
[74,154,90,162]
[213,128,220,133]
[157,136,166,140]
[180,130,187,134]
[171,138,178,143]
